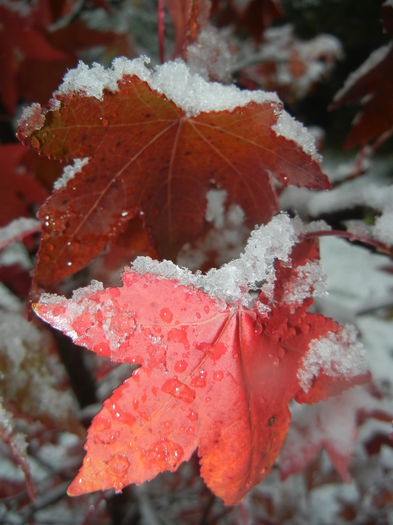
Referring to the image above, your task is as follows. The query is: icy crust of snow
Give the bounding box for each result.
[132,213,298,308]
[39,280,105,341]
[297,325,368,392]
[333,43,392,102]
[57,55,279,117]
[53,56,321,161]
[53,157,90,190]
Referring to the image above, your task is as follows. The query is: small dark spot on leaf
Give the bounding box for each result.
[268,416,275,426]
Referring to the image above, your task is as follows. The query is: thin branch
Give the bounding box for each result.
[305,229,393,257]
[158,0,166,63]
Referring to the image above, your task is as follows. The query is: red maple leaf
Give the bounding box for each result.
[34,215,369,504]
[18,57,328,289]
[330,2,393,148]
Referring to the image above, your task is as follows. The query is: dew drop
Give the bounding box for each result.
[160,307,173,323]
[121,210,128,217]
[112,454,130,476]
[66,261,72,267]
[168,328,189,348]
[188,409,198,421]
[191,369,207,388]
[133,399,139,410]
[213,370,224,382]
[162,378,195,403]
[174,360,188,373]
[186,426,194,435]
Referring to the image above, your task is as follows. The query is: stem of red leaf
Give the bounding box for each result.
[305,229,392,256]
[158,0,165,63]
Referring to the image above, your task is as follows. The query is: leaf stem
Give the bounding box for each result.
[158,0,165,63]
[305,229,392,256]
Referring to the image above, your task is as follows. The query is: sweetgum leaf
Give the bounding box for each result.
[18,58,328,289]
[34,232,368,504]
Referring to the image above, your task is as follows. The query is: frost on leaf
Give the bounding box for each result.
[17,56,329,289]
[34,216,369,505]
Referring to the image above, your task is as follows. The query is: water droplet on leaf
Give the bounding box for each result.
[162,378,195,403]
[160,308,173,323]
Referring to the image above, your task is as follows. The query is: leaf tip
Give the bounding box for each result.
[17,103,45,145]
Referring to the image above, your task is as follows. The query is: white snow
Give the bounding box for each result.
[0,0,31,17]
[204,188,227,228]
[53,157,90,190]
[17,102,45,131]
[316,236,393,320]
[186,25,233,83]
[0,311,79,424]
[57,55,279,117]
[297,325,368,392]
[273,110,322,162]
[373,208,393,245]
[283,260,326,305]
[334,43,392,102]
[177,189,248,270]
[133,213,298,307]
[0,218,40,249]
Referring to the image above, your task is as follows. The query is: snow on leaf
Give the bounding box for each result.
[33,217,369,505]
[18,56,329,289]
